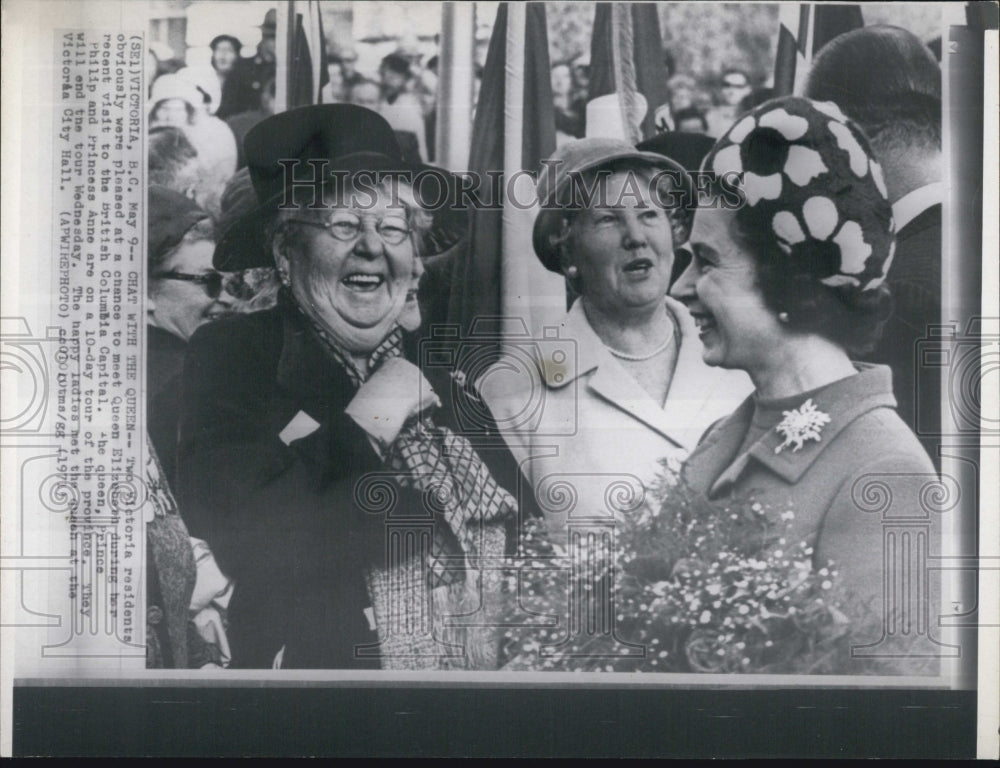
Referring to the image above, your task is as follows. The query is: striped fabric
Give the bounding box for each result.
[588,2,670,142]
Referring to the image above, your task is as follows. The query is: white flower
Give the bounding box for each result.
[781,510,795,521]
[775,398,831,453]
[821,580,833,590]
[699,610,712,624]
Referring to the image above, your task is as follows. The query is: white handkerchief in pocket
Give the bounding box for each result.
[279,410,321,446]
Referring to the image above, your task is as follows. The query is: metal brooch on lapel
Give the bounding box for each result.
[774,398,832,454]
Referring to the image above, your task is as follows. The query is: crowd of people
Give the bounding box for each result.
[145,18,945,674]
[549,49,778,145]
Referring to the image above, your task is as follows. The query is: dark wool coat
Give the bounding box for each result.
[176,301,529,669]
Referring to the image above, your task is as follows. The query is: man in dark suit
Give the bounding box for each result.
[805,25,943,466]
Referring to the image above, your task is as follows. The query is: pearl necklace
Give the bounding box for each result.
[605,334,674,362]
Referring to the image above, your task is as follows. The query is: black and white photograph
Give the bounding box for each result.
[1,0,997,757]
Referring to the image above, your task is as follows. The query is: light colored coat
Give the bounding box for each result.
[479,296,752,535]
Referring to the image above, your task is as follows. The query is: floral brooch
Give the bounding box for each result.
[774,398,831,454]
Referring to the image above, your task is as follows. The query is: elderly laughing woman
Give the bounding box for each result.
[672,97,941,672]
[177,105,521,670]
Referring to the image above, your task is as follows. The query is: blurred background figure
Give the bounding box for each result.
[673,106,709,134]
[147,40,184,98]
[149,73,234,219]
[247,8,277,108]
[333,44,364,91]
[149,73,200,128]
[705,67,753,137]
[210,34,256,119]
[663,48,677,80]
[395,36,424,72]
[667,73,697,113]
[148,126,205,208]
[175,66,238,215]
[225,77,276,170]
[804,25,943,461]
[551,61,583,142]
[322,60,346,103]
[347,79,382,111]
[379,53,428,160]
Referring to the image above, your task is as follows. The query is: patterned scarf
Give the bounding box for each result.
[298,303,516,589]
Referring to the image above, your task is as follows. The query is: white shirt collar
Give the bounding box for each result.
[892,182,944,232]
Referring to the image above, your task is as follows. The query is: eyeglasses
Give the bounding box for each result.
[153,270,225,298]
[287,212,412,246]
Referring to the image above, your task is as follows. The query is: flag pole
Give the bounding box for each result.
[436,2,475,171]
[274,1,291,113]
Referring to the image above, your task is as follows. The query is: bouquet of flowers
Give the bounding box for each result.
[498,465,882,674]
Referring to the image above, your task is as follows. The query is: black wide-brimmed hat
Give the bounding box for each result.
[214,104,467,270]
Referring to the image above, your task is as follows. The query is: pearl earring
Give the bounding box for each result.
[565,265,579,279]
[778,311,790,323]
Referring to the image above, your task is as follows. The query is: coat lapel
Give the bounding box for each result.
[681,397,756,498]
[550,297,749,452]
[699,365,898,497]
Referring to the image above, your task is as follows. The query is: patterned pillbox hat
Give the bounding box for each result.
[704,96,896,292]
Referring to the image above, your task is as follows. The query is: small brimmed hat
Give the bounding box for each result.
[532,137,690,273]
[214,103,467,270]
[704,95,896,292]
[259,8,277,32]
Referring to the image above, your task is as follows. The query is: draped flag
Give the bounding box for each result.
[276,0,329,110]
[774,3,864,96]
[445,2,562,367]
[587,3,670,142]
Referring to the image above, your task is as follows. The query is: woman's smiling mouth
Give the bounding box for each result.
[690,310,718,337]
[341,272,385,292]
